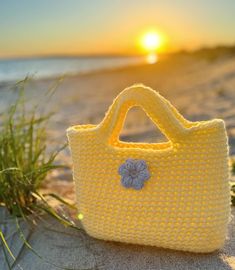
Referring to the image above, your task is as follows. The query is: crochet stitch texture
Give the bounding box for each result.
[67,84,231,253]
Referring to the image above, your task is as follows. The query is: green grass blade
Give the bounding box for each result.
[42,193,77,209]
[0,230,16,261]
[1,240,12,270]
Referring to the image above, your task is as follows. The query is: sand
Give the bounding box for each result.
[1,52,235,269]
[1,206,235,270]
[1,53,235,152]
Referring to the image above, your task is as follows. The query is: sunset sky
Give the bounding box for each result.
[1,0,235,58]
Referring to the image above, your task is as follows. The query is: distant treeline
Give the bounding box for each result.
[177,45,235,62]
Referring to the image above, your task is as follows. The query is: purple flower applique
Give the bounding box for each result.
[118,159,150,190]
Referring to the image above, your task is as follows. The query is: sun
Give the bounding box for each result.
[141,31,162,52]
[139,30,166,64]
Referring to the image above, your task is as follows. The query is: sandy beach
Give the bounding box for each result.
[1,1,235,268]
[1,51,235,194]
[1,51,235,200]
[2,52,234,150]
[1,51,235,269]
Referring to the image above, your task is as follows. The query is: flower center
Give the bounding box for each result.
[129,169,138,178]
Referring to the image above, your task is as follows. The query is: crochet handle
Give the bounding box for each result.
[99,85,189,142]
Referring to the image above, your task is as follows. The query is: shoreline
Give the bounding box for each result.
[1,53,235,154]
[0,62,147,86]
[0,55,146,85]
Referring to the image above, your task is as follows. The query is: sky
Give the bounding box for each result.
[0,0,235,58]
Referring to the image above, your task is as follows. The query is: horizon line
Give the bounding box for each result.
[0,43,235,61]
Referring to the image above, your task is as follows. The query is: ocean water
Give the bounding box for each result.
[0,56,144,83]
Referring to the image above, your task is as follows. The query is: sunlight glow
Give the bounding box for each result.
[77,213,84,220]
[141,31,162,52]
[146,53,158,64]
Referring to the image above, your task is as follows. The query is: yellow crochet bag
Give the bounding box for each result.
[67,84,231,253]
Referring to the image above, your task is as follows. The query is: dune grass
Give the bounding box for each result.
[0,80,65,215]
[0,79,79,269]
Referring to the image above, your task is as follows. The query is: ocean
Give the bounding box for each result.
[0,56,144,83]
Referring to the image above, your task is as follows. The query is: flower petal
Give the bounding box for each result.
[135,160,147,171]
[121,176,133,188]
[132,177,144,190]
[118,163,128,176]
[125,159,135,171]
[139,170,150,181]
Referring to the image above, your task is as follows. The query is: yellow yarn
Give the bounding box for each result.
[67,84,231,253]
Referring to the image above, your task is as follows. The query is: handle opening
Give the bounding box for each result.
[98,85,189,145]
